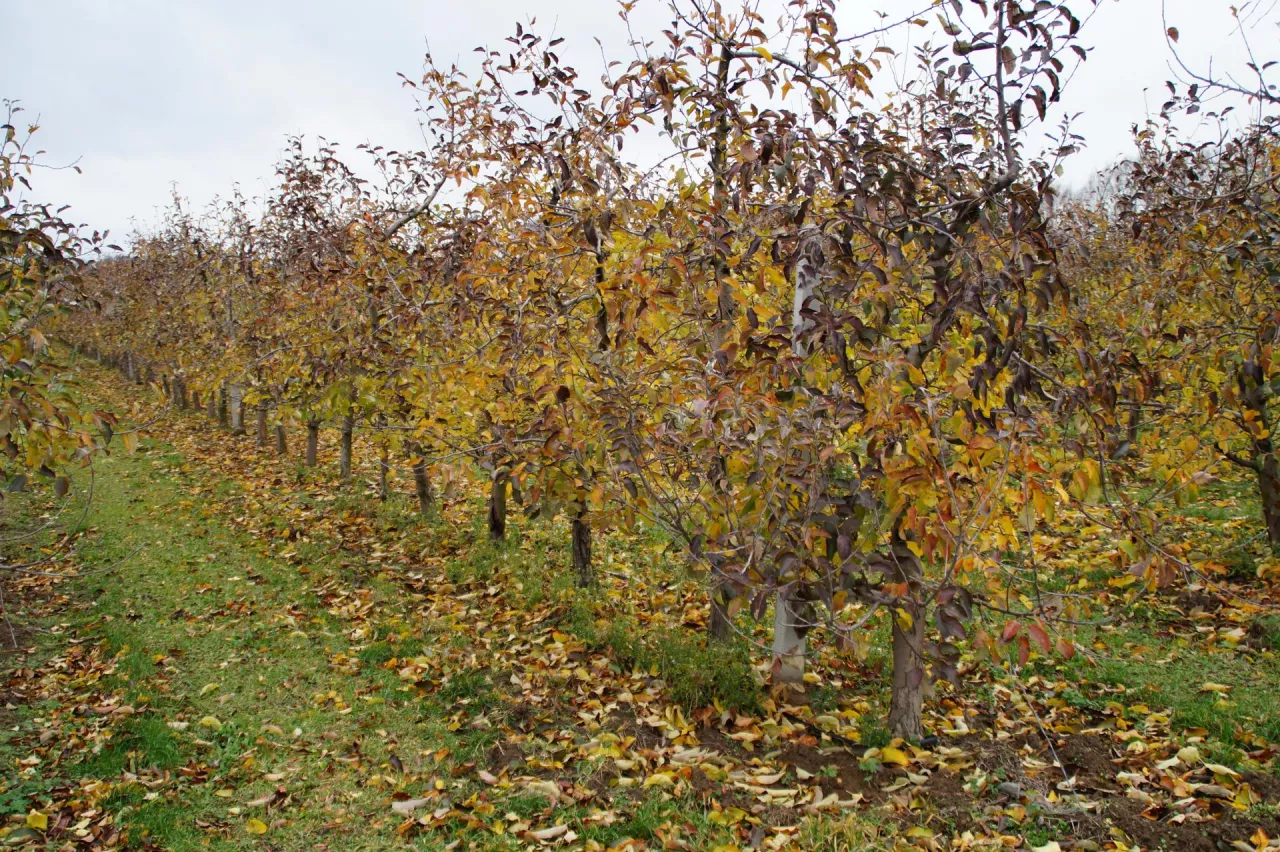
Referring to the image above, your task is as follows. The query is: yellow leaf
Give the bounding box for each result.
[245,818,268,835]
[880,746,910,766]
[199,715,223,731]
[755,46,773,61]
[26,811,48,831]
[1204,762,1241,778]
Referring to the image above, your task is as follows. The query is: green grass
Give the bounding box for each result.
[560,601,761,713]
[0,441,459,848]
[1036,623,1280,760]
[0,421,777,849]
[6,357,1280,850]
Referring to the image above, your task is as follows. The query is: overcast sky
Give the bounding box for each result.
[4,0,1275,241]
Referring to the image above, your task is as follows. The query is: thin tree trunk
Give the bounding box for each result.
[1260,450,1280,550]
[230,386,245,435]
[191,389,200,412]
[305,421,319,466]
[378,446,390,501]
[771,595,805,684]
[206,392,217,422]
[886,543,926,740]
[256,401,268,447]
[1126,402,1141,446]
[218,387,229,428]
[709,582,737,642]
[410,444,433,516]
[888,611,926,740]
[572,509,593,587]
[276,424,287,456]
[1244,388,1280,550]
[174,377,186,410]
[488,474,507,540]
[339,414,354,481]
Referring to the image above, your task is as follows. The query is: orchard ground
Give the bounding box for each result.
[2,353,1280,851]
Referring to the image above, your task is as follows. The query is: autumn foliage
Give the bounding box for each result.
[22,0,1279,745]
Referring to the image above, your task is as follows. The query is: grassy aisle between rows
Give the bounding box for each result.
[5,354,1280,852]
[0,415,498,848]
[0,358,852,850]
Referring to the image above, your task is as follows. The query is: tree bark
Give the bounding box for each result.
[218,387,229,427]
[256,401,268,447]
[230,388,244,434]
[339,414,354,481]
[206,391,217,422]
[1244,387,1280,549]
[572,509,593,587]
[888,611,926,741]
[378,446,390,501]
[410,444,433,516]
[1126,402,1142,447]
[771,595,805,684]
[1259,450,1280,549]
[191,389,200,412]
[488,475,507,540]
[886,545,926,741]
[305,421,319,466]
[709,582,737,642]
[276,424,287,456]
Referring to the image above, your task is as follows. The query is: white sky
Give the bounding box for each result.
[3,0,1275,241]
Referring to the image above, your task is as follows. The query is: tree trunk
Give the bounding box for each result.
[230,386,245,435]
[572,510,593,587]
[305,421,319,466]
[191,389,200,412]
[709,582,737,642]
[410,446,433,516]
[256,401,268,447]
[206,392,217,422]
[218,387,229,428]
[1126,402,1142,446]
[488,475,507,540]
[886,543,926,740]
[276,424,287,456]
[339,414,354,481]
[771,595,805,684]
[378,447,390,501]
[1260,450,1280,550]
[174,377,186,410]
[887,609,926,741]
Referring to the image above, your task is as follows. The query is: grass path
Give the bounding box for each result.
[3,355,1280,851]
[0,357,819,850]
[1,399,477,848]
